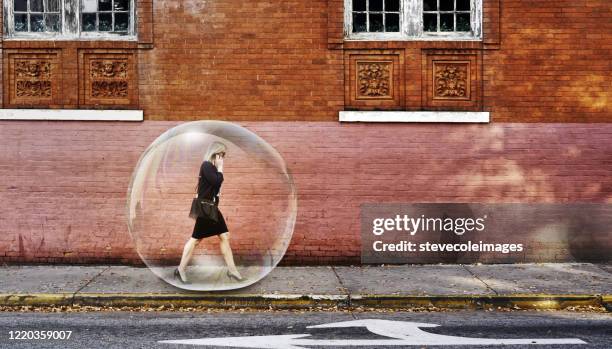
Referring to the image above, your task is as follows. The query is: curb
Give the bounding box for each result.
[0,293,349,309]
[1,293,610,311]
[73,293,349,309]
[0,293,74,307]
[351,294,606,310]
[603,295,612,312]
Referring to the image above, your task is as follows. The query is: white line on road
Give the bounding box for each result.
[159,319,587,348]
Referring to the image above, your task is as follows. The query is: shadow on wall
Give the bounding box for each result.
[568,206,611,262]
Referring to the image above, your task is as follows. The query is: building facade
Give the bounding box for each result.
[0,0,610,265]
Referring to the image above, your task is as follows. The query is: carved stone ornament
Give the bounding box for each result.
[357,62,391,98]
[14,60,52,98]
[15,61,51,79]
[91,81,128,98]
[16,81,52,97]
[434,63,468,98]
[91,60,128,78]
[87,58,129,99]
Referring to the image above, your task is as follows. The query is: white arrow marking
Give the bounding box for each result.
[158,319,587,348]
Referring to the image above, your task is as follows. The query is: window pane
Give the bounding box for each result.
[82,13,97,31]
[30,14,44,31]
[440,0,454,11]
[82,0,97,12]
[353,13,367,32]
[385,0,400,12]
[369,13,384,32]
[456,0,471,11]
[369,0,383,11]
[99,13,112,31]
[385,13,399,32]
[353,0,366,11]
[98,0,112,11]
[456,13,470,31]
[31,0,44,12]
[44,13,60,31]
[114,0,129,11]
[15,13,28,31]
[423,0,437,11]
[423,13,438,32]
[423,13,437,32]
[45,0,60,12]
[14,0,27,12]
[114,12,129,32]
[440,13,454,31]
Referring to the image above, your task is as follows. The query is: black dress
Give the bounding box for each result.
[191,160,229,239]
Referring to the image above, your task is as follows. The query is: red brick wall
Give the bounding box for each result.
[138,0,610,121]
[0,0,610,265]
[483,0,611,122]
[138,0,343,120]
[1,0,609,121]
[1,121,610,265]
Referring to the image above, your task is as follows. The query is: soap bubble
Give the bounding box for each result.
[126,121,297,291]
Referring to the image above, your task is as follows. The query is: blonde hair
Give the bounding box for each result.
[204,141,227,163]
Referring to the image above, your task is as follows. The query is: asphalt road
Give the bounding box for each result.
[0,310,610,348]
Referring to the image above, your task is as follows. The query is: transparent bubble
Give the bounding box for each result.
[126,121,297,291]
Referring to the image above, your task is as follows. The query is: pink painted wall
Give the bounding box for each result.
[1,121,610,265]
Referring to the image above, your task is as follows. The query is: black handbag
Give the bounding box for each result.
[189,176,220,222]
[189,197,219,222]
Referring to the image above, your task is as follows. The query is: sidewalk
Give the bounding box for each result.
[1,263,610,310]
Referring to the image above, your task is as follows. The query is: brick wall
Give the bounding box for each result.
[483,0,611,122]
[1,121,610,265]
[138,0,343,120]
[141,0,607,121]
[0,0,609,121]
[0,1,610,265]
[144,0,610,121]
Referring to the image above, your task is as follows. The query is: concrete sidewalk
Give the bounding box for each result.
[1,263,610,310]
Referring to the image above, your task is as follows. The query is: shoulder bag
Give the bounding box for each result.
[189,175,220,222]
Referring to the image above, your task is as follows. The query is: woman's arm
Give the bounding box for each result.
[202,161,224,186]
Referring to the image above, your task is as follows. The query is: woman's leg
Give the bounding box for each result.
[219,232,241,278]
[178,238,200,280]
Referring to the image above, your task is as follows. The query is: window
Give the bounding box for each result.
[4,0,136,38]
[345,0,482,40]
[423,0,471,33]
[352,0,401,33]
[81,0,130,33]
[13,0,61,33]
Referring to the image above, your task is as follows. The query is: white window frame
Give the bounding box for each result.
[344,0,482,41]
[3,0,136,40]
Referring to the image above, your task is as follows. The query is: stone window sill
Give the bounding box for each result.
[339,111,490,123]
[0,109,143,121]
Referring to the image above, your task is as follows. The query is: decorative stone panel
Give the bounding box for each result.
[3,51,61,107]
[433,61,470,100]
[345,50,405,110]
[356,62,392,99]
[79,50,137,108]
[423,50,480,111]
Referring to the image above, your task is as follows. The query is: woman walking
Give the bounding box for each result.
[175,141,243,283]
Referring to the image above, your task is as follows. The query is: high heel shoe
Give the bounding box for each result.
[174,268,189,284]
[227,270,243,281]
